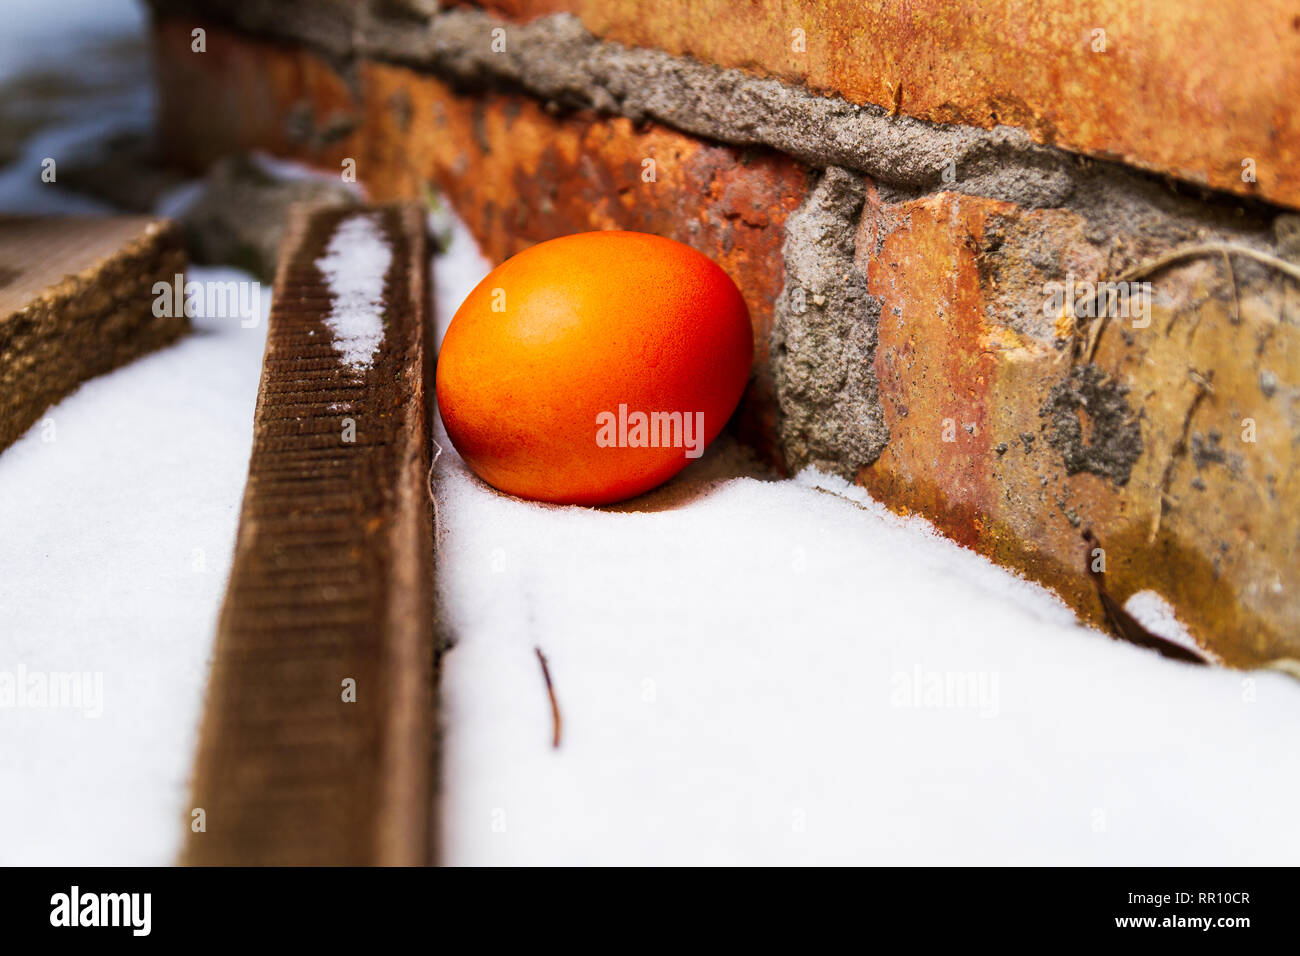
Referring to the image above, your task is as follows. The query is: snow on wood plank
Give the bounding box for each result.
[182,203,436,866]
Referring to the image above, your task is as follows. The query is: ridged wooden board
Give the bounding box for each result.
[183,202,437,866]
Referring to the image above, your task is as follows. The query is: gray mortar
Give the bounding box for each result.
[385,11,1086,207]
[1039,364,1144,487]
[771,168,888,475]
[147,2,1290,226]
[145,0,1293,279]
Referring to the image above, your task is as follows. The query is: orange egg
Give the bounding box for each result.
[436,231,753,505]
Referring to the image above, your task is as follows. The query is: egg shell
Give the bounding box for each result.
[436,231,753,505]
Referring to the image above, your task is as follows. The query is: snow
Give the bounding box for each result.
[1124,590,1213,661]
[316,214,392,371]
[0,266,270,866]
[431,220,1300,866]
[2,0,1298,869]
[1,194,1295,871]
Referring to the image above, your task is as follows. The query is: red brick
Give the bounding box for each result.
[470,0,1300,211]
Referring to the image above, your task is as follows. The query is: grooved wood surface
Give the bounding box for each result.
[183,203,437,866]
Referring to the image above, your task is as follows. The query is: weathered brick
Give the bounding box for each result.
[154,19,363,170]
[151,15,1300,666]
[859,189,1300,666]
[470,0,1300,211]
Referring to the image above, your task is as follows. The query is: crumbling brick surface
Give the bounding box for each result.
[154,17,361,171]
[149,11,1300,667]
[858,188,1300,666]
[151,0,1300,210]
[466,0,1300,211]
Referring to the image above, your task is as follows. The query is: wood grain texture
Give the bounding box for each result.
[183,202,437,866]
[0,216,187,451]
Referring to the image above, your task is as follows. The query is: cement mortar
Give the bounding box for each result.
[148,3,1290,226]
[771,167,889,475]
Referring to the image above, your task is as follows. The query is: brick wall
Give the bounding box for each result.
[472,0,1300,209]
[147,0,1300,667]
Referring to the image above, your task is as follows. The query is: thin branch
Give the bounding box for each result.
[535,647,562,749]
[1070,241,1299,362]
[1111,242,1300,285]
[1081,528,1208,665]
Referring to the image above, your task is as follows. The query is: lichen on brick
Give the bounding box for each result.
[772,167,888,475]
[1040,363,1143,487]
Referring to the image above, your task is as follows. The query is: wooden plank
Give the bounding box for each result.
[0,216,187,451]
[183,203,437,866]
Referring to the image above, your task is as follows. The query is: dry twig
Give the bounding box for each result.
[1062,240,1299,362]
[536,646,562,749]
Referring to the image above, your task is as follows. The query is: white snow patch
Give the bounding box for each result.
[248,150,365,192]
[432,204,490,347]
[429,207,1300,867]
[1124,590,1211,660]
[0,37,1293,868]
[315,215,392,371]
[433,432,1300,865]
[0,267,270,865]
[0,0,266,865]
